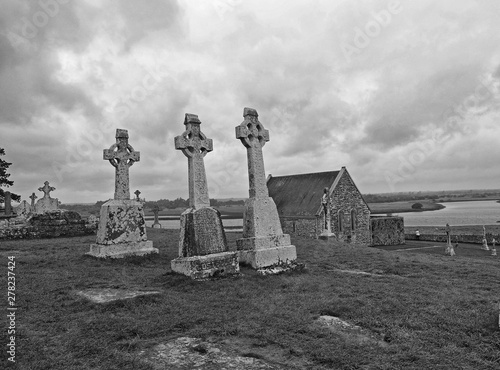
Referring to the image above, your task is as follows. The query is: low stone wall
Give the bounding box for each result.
[405,233,499,245]
[0,210,97,240]
[370,216,405,246]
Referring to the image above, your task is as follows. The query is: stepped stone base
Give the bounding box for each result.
[87,241,158,258]
[171,251,239,280]
[319,231,336,241]
[238,244,297,269]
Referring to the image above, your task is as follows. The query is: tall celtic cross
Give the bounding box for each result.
[235,108,270,199]
[29,192,37,207]
[174,113,213,209]
[38,181,55,199]
[134,189,141,201]
[103,129,140,200]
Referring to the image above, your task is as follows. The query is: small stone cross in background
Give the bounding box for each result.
[38,181,55,199]
[134,190,141,201]
[29,192,37,207]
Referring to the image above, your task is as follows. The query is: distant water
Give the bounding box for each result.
[147,201,500,228]
[395,200,500,226]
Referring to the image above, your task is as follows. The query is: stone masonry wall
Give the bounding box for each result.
[370,216,405,246]
[0,210,97,240]
[330,171,371,246]
[281,216,319,239]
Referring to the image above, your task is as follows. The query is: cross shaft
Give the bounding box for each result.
[236,108,270,199]
[175,114,212,209]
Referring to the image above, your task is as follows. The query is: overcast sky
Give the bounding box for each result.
[1,0,499,204]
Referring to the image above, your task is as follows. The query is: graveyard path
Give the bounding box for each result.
[373,240,497,259]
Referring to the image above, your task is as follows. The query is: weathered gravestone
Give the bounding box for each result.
[4,191,12,216]
[134,189,141,201]
[235,108,297,268]
[87,129,157,258]
[171,113,239,279]
[15,200,32,218]
[34,181,59,214]
[444,223,455,256]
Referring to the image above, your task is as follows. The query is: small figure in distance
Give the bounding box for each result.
[415,229,420,240]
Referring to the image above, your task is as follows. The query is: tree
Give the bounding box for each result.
[411,202,423,210]
[0,148,20,202]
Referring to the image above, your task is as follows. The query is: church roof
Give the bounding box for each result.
[267,170,340,217]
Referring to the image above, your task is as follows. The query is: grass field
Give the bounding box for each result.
[1,230,499,369]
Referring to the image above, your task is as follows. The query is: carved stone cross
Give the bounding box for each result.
[236,108,270,199]
[103,129,140,200]
[134,190,141,201]
[38,181,55,199]
[29,192,37,207]
[175,114,213,209]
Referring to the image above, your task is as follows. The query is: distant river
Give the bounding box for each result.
[395,200,500,226]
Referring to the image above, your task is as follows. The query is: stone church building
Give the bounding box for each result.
[267,167,371,245]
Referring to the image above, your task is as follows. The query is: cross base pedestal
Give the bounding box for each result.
[88,199,155,258]
[87,240,157,258]
[237,244,297,269]
[152,222,162,229]
[319,230,336,241]
[171,251,239,280]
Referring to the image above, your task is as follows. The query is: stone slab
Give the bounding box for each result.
[238,245,297,269]
[87,240,158,258]
[96,199,148,244]
[139,337,278,369]
[171,251,239,280]
[76,288,161,303]
[179,207,228,257]
[319,231,336,241]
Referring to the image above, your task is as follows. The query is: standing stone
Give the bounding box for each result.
[444,223,455,256]
[481,226,489,250]
[34,181,59,214]
[235,108,297,269]
[4,191,12,216]
[152,204,162,229]
[491,238,497,256]
[171,113,239,279]
[15,200,32,218]
[87,129,157,258]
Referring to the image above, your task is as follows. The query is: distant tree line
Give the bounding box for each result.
[94,197,245,211]
[364,191,500,203]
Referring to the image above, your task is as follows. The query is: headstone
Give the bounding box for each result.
[29,192,37,207]
[171,113,239,279]
[491,238,497,256]
[481,237,489,251]
[15,200,32,218]
[134,189,141,201]
[152,205,162,229]
[235,108,297,268]
[34,181,59,214]
[4,191,12,216]
[87,129,157,258]
[319,187,335,240]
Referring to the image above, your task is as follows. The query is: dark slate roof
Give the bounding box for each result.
[267,170,340,217]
